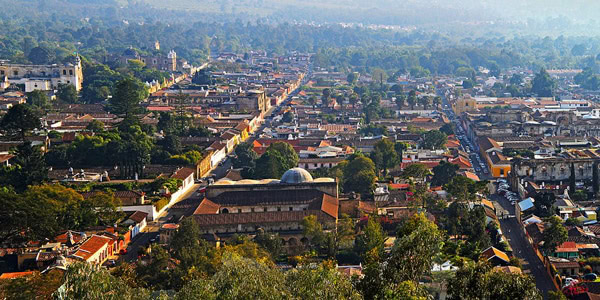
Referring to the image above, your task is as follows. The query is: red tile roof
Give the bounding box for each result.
[147,106,174,112]
[193,199,221,215]
[320,194,339,219]
[0,271,34,279]
[450,156,472,169]
[171,167,195,180]
[445,139,461,148]
[389,183,410,190]
[54,230,86,244]
[462,171,480,181]
[400,161,440,170]
[556,241,578,253]
[0,154,15,163]
[481,246,510,263]
[126,211,148,223]
[73,235,111,261]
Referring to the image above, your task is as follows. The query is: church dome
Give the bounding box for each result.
[280,168,313,184]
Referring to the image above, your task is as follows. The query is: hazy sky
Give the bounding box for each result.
[113,0,599,30]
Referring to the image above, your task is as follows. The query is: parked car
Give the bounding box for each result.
[583,273,598,281]
[563,277,578,287]
[103,259,117,267]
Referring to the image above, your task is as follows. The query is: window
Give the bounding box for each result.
[63,70,66,75]
[251,208,255,212]
[222,208,229,214]
[13,70,18,76]
[69,70,73,75]
[237,209,241,213]
[500,169,504,176]
[0,70,4,75]
[263,207,267,212]
[289,207,293,211]
[277,207,281,211]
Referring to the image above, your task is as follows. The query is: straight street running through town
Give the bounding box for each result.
[491,194,556,299]
[122,183,201,261]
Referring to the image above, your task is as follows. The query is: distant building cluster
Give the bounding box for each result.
[0,55,83,93]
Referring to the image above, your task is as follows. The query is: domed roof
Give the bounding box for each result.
[280,168,313,184]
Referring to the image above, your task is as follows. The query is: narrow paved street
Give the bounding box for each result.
[122,184,201,261]
[491,194,556,298]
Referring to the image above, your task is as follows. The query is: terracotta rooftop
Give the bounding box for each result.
[73,235,111,261]
[193,199,221,215]
[556,241,578,253]
[0,154,15,163]
[0,271,34,279]
[126,211,148,223]
[481,246,510,263]
[171,167,195,180]
[461,171,480,181]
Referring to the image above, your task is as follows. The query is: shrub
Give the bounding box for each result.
[153,198,169,211]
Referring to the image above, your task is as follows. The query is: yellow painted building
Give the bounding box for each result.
[486,151,511,178]
[452,97,478,114]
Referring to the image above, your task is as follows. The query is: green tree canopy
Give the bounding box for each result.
[385,213,444,283]
[401,163,430,181]
[0,141,48,192]
[447,261,541,300]
[28,46,53,64]
[56,262,149,300]
[255,142,299,179]
[431,160,459,187]
[541,216,568,255]
[56,83,78,103]
[0,104,41,140]
[232,142,259,178]
[354,216,386,262]
[420,130,447,150]
[108,77,148,117]
[343,154,377,196]
[26,90,50,108]
[370,139,400,175]
[85,119,105,133]
[531,68,556,97]
[254,150,286,179]
[285,264,361,300]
